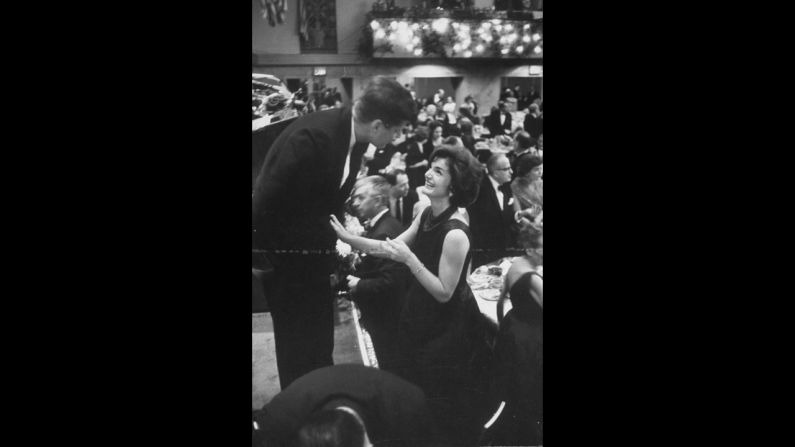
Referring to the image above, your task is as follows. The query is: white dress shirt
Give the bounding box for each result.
[489,175,504,211]
[340,117,357,189]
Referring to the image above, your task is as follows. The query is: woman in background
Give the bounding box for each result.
[486,221,543,446]
[510,154,543,225]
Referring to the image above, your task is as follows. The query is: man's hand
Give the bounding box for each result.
[346,275,360,292]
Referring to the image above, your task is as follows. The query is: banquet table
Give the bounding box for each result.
[467,257,516,327]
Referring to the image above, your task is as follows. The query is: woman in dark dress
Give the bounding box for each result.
[486,221,543,446]
[330,145,490,445]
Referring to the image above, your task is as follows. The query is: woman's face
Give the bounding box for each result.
[433,126,443,139]
[423,158,452,199]
[528,164,543,181]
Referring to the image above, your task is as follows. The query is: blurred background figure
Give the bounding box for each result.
[510,154,543,226]
[253,364,436,447]
[484,221,543,446]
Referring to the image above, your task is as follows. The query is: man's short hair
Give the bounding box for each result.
[487,153,508,174]
[414,125,429,141]
[515,155,543,178]
[443,136,464,149]
[353,175,391,208]
[354,76,417,128]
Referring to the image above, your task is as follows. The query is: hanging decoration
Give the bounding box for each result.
[259,0,287,27]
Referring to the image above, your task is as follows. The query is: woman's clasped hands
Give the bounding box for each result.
[383,237,412,264]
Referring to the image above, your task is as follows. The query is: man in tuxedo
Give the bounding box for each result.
[507,131,536,175]
[252,364,436,447]
[523,102,543,140]
[484,101,512,137]
[345,176,409,372]
[385,169,418,229]
[466,153,516,268]
[252,77,416,389]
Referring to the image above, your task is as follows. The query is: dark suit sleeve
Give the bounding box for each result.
[350,221,409,304]
[352,261,408,304]
[253,128,331,218]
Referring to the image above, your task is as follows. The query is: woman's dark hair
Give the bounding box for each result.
[429,145,483,208]
[296,409,365,447]
[516,155,543,178]
[354,76,417,128]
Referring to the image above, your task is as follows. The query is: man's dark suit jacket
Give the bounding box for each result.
[252,106,367,387]
[466,174,516,268]
[485,109,512,136]
[366,143,397,176]
[350,211,409,372]
[253,364,434,447]
[523,113,543,139]
[252,106,366,277]
[392,189,419,229]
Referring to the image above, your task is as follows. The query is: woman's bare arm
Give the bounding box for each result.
[387,228,468,303]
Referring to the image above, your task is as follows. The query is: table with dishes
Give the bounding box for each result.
[467,258,515,327]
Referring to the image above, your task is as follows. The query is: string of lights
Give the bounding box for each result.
[364,16,541,58]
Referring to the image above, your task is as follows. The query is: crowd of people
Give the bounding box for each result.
[252,76,543,446]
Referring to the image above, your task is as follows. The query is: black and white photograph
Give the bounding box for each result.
[252,1,543,445]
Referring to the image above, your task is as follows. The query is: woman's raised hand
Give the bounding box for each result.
[329,214,352,242]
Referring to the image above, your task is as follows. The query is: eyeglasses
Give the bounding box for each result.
[496,167,512,171]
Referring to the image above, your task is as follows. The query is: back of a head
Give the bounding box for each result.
[443,136,464,149]
[414,125,429,142]
[459,117,473,134]
[515,131,534,150]
[354,76,416,127]
[516,154,543,178]
[297,409,366,447]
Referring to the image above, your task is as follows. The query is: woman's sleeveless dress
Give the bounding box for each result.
[396,205,488,442]
[490,270,544,445]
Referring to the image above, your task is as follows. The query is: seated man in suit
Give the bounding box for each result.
[466,153,516,269]
[345,176,410,372]
[523,102,543,140]
[253,364,436,447]
[484,101,513,137]
[507,131,537,176]
[384,169,419,229]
